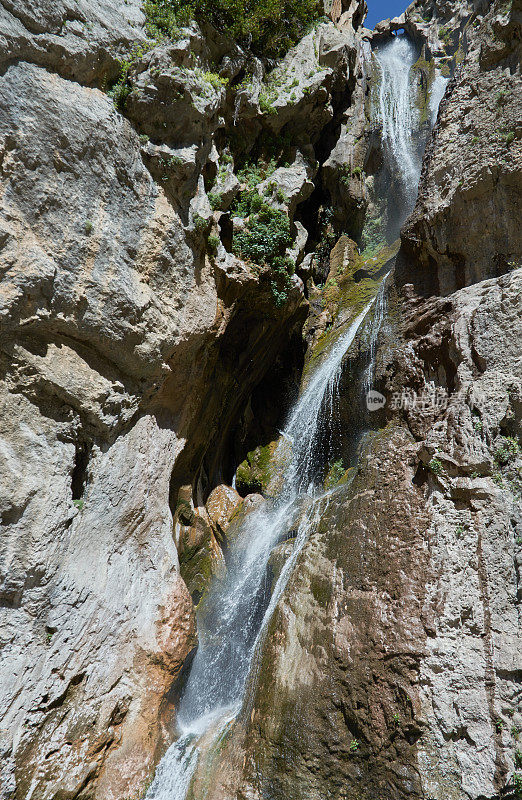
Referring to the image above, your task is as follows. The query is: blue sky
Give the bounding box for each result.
[365,0,409,29]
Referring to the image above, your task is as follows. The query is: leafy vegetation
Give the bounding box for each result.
[207,234,220,255]
[232,199,294,306]
[107,41,155,110]
[142,0,323,59]
[325,459,345,489]
[495,436,519,466]
[429,458,443,475]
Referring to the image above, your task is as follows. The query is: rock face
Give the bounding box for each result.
[0,1,369,798]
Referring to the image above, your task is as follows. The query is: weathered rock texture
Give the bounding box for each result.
[0,0,370,798]
[2,0,521,798]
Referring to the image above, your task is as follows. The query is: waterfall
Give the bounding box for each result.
[373,34,448,239]
[376,36,421,208]
[147,31,449,800]
[146,302,374,800]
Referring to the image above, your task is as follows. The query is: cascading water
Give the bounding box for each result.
[147,29,448,800]
[376,35,421,209]
[375,35,447,217]
[146,303,374,800]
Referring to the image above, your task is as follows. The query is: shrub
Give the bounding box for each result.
[73,498,85,511]
[495,436,519,465]
[202,71,228,91]
[349,739,359,753]
[207,234,220,254]
[233,205,292,266]
[193,213,209,233]
[84,220,93,235]
[429,458,443,475]
[143,0,322,59]
[259,90,277,115]
[208,191,223,210]
[232,201,294,305]
[107,42,155,110]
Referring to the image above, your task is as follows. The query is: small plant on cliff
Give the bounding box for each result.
[515,750,522,768]
[84,220,93,235]
[325,459,345,489]
[473,416,483,433]
[208,191,223,211]
[495,436,520,466]
[202,71,228,91]
[73,498,84,511]
[207,234,220,255]
[107,42,155,110]
[349,739,359,753]
[514,772,522,795]
[429,458,443,476]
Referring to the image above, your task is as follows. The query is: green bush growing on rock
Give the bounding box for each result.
[232,199,294,305]
[515,773,522,796]
[429,458,443,475]
[143,0,322,58]
[349,739,359,753]
[208,191,223,211]
[259,90,278,115]
[107,41,155,110]
[84,220,93,235]
[207,234,220,254]
[202,71,229,91]
[495,436,519,465]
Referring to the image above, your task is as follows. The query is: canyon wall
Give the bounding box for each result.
[0,0,521,799]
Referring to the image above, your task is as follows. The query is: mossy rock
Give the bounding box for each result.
[235,441,278,496]
[178,517,216,605]
[303,238,399,384]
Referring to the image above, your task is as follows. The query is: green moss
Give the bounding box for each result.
[235,442,277,496]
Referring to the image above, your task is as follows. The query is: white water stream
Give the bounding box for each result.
[376,35,447,210]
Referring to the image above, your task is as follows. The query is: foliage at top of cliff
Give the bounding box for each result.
[144,0,324,58]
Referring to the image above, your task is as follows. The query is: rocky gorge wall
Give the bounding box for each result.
[0,1,521,800]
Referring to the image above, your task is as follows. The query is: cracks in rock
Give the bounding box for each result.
[71,440,91,502]
[476,530,510,792]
